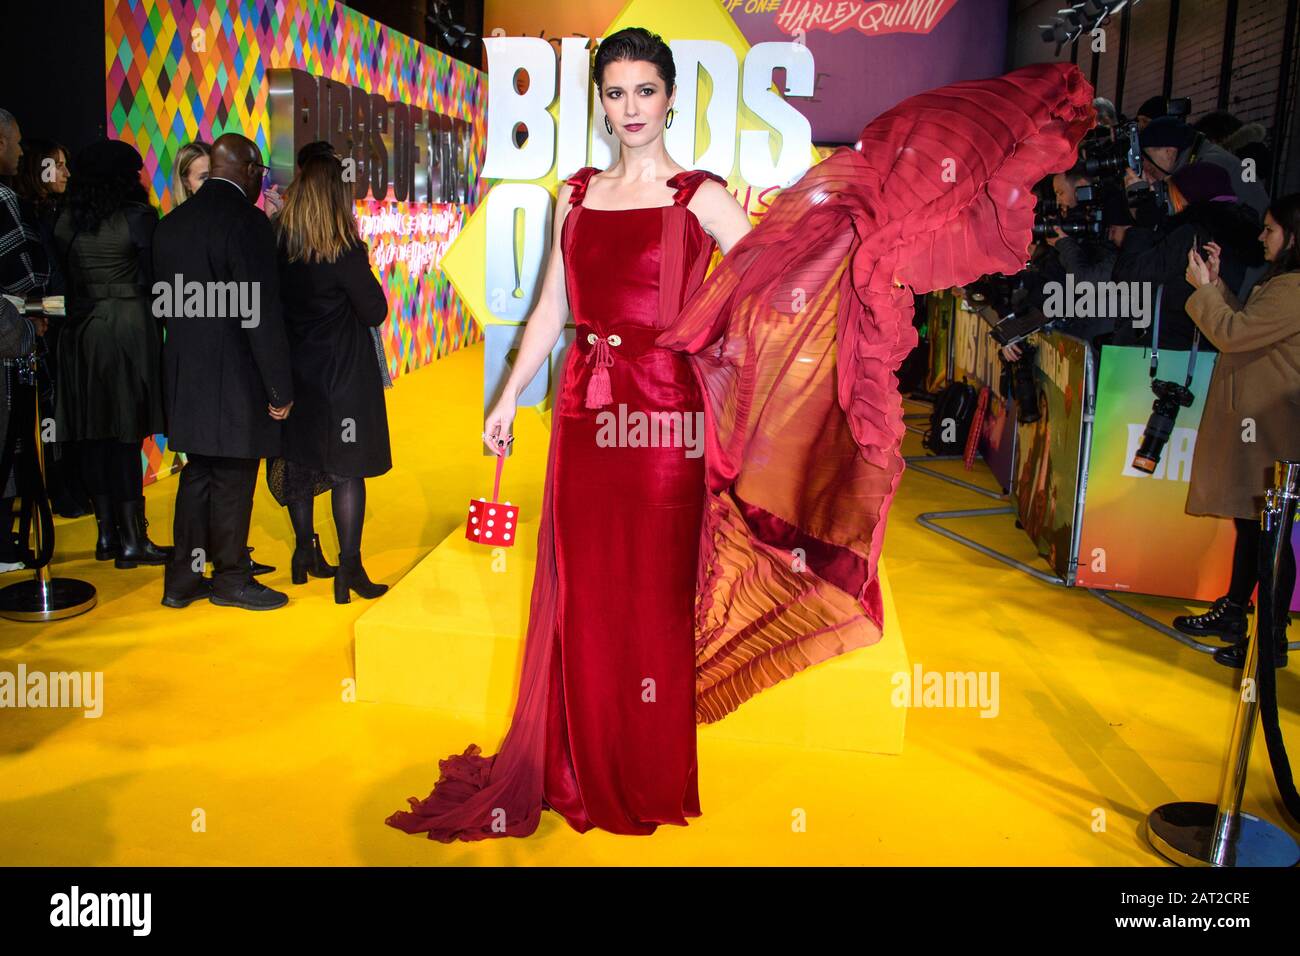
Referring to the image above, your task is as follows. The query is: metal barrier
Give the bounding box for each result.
[1145,460,1300,867]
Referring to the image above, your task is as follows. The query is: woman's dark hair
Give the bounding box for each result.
[1262,192,1300,280]
[13,138,68,212]
[592,27,675,94]
[66,139,150,233]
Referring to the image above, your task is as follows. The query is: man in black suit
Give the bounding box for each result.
[153,133,294,610]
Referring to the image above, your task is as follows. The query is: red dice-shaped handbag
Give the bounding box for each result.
[466,451,519,547]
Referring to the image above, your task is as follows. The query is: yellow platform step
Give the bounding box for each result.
[355,518,909,755]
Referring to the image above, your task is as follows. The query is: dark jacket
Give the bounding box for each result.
[153,178,293,458]
[1221,122,1272,191]
[22,196,65,296]
[278,243,391,478]
[1112,199,1263,351]
[53,202,166,443]
[0,296,38,495]
[1178,136,1270,217]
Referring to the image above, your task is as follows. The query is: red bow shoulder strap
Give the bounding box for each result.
[668,169,728,206]
[565,166,601,205]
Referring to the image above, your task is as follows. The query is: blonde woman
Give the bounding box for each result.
[269,154,391,602]
[169,141,210,208]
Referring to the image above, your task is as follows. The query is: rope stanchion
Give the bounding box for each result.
[1144,459,1300,867]
[0,321,97,623]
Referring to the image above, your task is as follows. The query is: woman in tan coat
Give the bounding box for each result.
[1174,193,1300,667]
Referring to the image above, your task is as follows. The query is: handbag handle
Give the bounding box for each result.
[492,450,505,501]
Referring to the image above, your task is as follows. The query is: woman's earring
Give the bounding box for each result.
[665,108,674,129]
[604,115,613,134]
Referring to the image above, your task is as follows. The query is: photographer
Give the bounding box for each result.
[1136,115,1269,218]
[1112,163,1263,350]
[1045,167,1126,344]
[1172,193,1300,668]
[998,167,1123,367]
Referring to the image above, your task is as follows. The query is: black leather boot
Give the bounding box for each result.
[113,496,173,568]
[1173,596,1249,642]
[1212,621,1291,669]
[334,553,387,604]
[92,494,120,561]
[291,533,336,584]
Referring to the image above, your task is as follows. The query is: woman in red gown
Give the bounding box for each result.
[387,28,1095,841]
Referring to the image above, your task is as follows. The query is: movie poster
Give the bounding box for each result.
[952,296,1016,490]
[1011,331,1090,579]
[1076,346,1237,602]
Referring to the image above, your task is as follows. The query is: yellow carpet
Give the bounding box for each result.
[1,342,1297,865]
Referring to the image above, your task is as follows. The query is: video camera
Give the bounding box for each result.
[1078,120,1143,181]
[1032,185,1107,241]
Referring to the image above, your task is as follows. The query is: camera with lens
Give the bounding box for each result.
[1079,120,1143,180]
[1131,379,1195,474]
[963,274,1022,315]
[1033,186,1106,240]
[1124,176,1173,227]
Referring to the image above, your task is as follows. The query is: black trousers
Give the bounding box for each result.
[166,453,259,597]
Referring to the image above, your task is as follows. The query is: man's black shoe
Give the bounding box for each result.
[209,579,288,611]
[161,576,212,609]
[1174,596,1249,641]
[244,547,275,576]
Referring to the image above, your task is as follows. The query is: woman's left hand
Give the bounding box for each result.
[263,185,284,217]
[1185,246,1214,289]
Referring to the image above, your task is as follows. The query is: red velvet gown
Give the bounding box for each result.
[542,168,723,832]
[387,62,1095,841]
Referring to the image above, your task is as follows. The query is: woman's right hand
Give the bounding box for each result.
[483,396,517,456]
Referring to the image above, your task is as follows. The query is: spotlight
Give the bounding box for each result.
[426,1,479,53]
[1039,0,1143,54]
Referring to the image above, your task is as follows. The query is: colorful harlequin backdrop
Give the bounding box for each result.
[103,0,487,481]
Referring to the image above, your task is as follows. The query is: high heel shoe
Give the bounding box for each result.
[334,553,388,604]
[291,534,336,584]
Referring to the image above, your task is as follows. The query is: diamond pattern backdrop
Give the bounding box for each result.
[103,0,487,481]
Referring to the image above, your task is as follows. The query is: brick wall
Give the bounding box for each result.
[1009,0,1293,124]
[1009,0,1298,190]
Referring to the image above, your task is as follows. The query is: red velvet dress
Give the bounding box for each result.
[387,62,1095,841]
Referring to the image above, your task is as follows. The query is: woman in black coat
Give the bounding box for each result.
[52,140,171,568]
[13,138,92,519]
[270,154,392,603]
